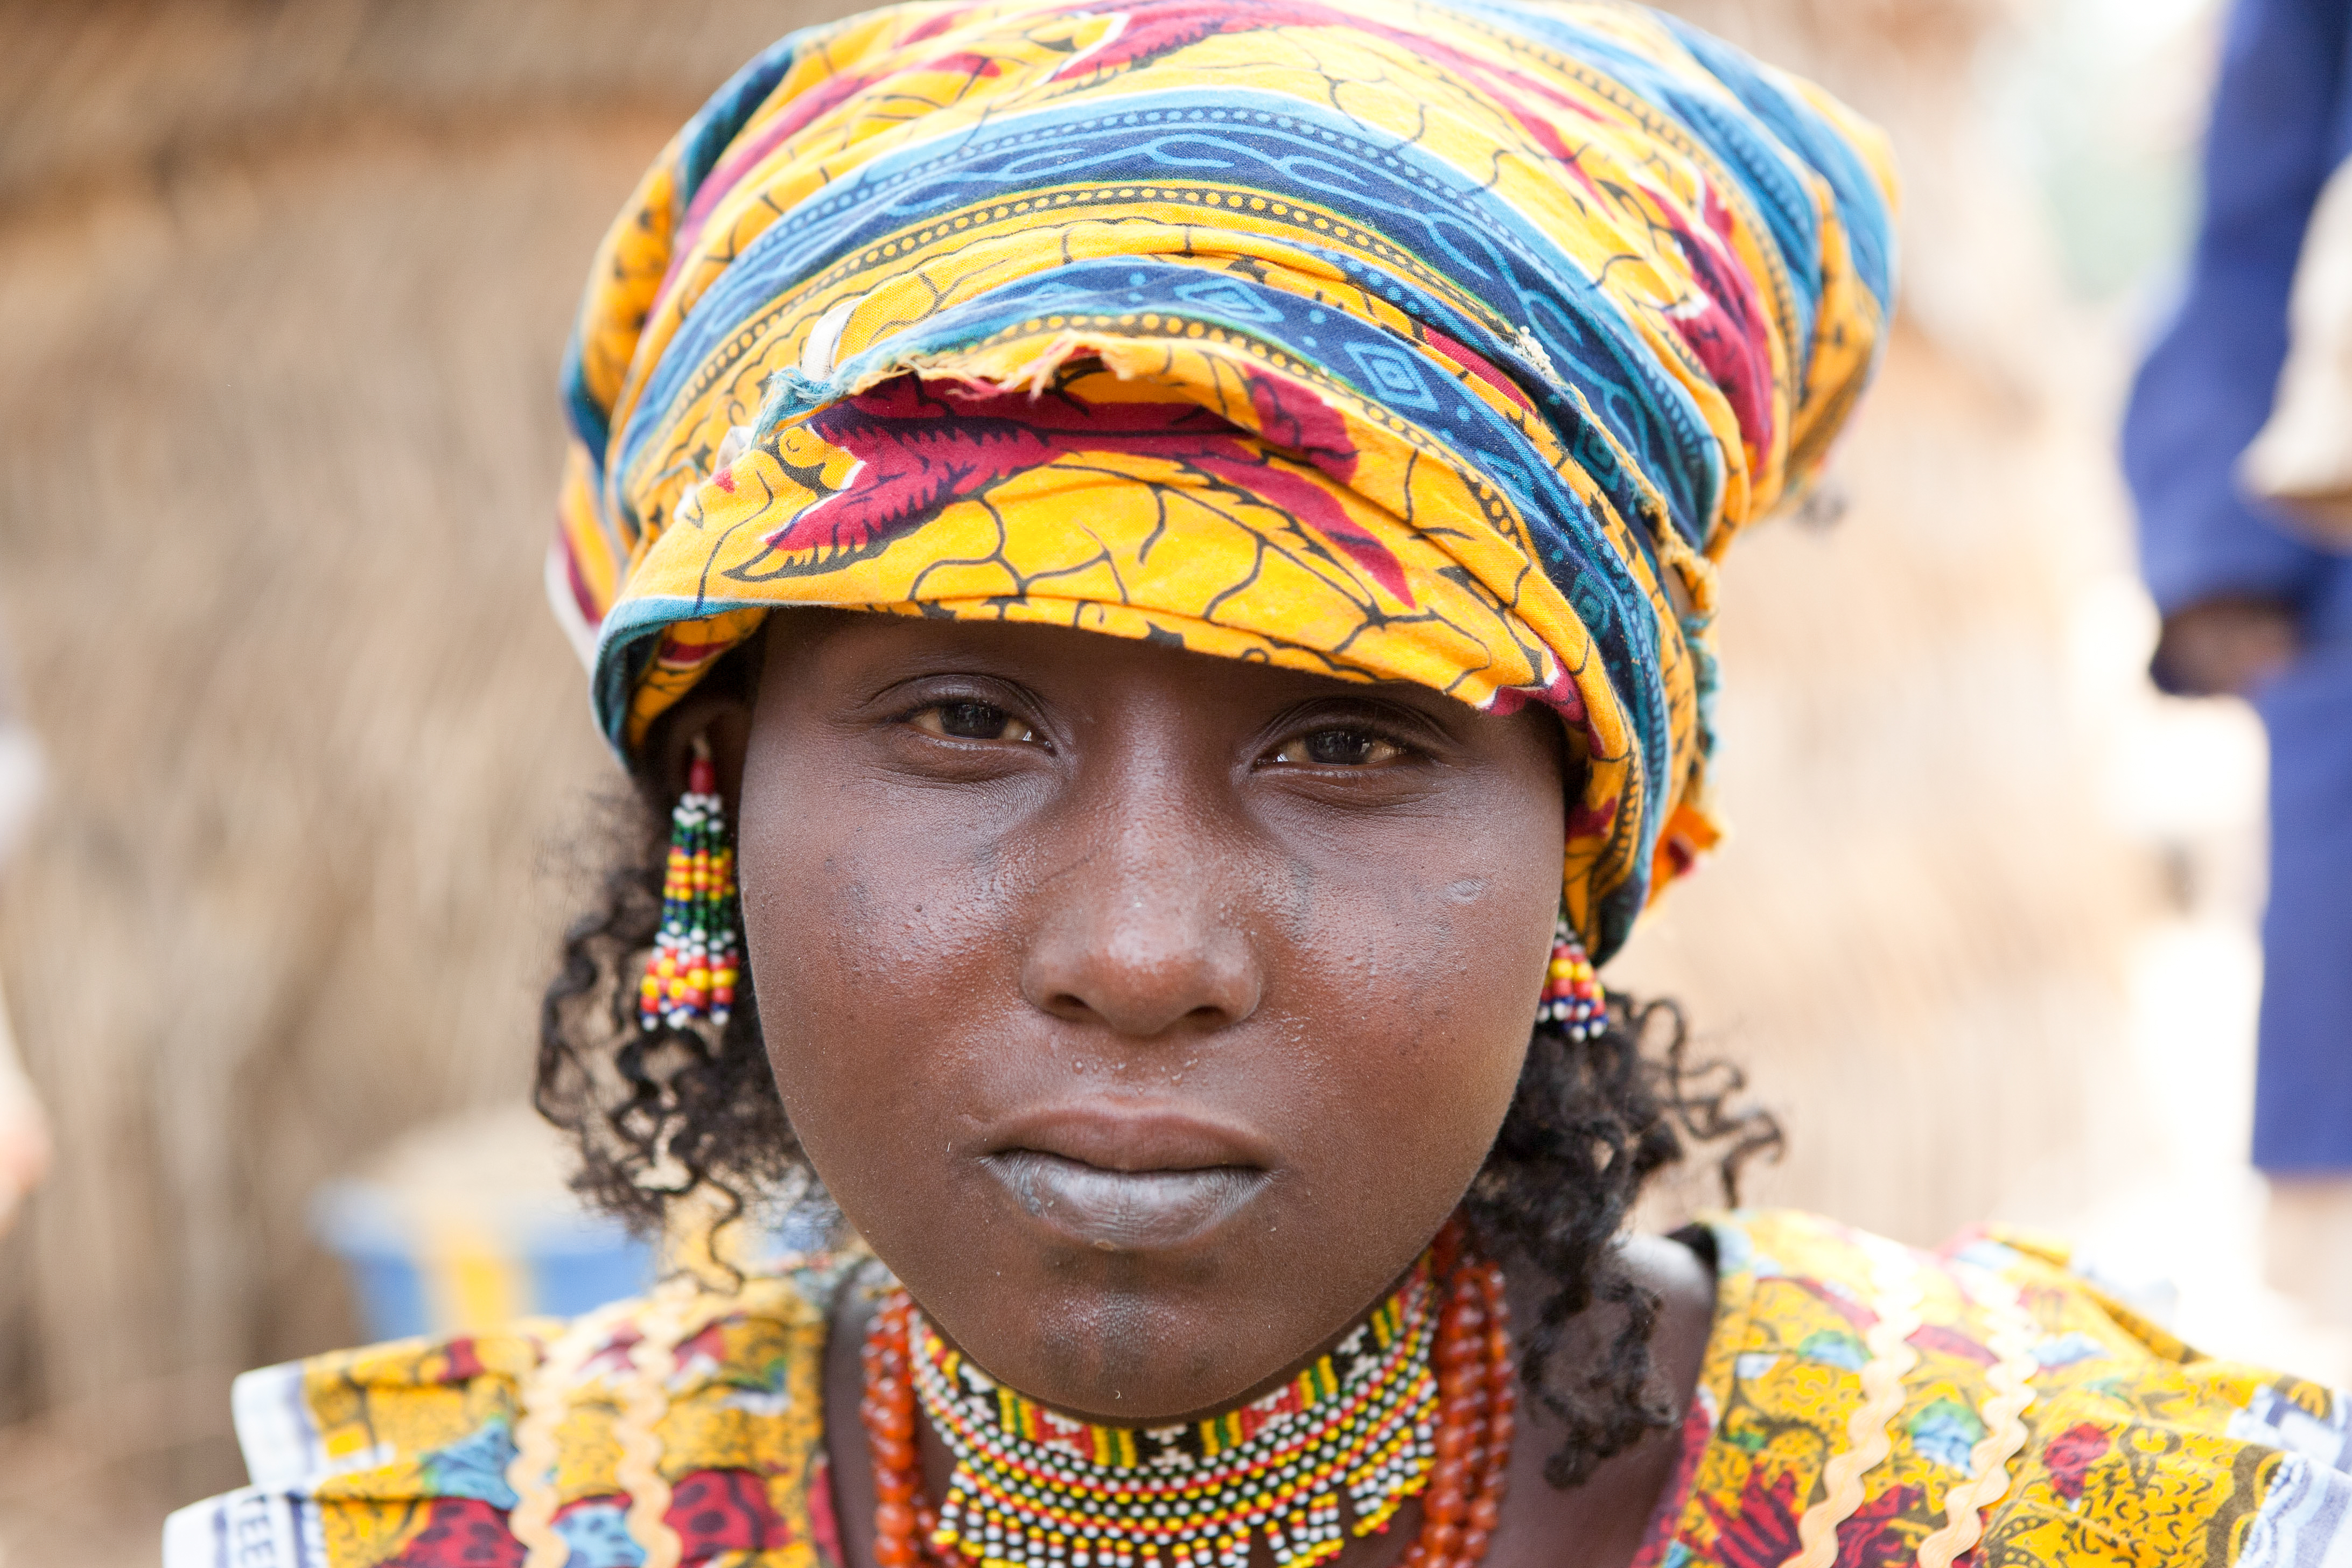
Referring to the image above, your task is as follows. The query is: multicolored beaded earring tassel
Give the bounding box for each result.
[1538,916,1605,1041]
[639,739,741,1031]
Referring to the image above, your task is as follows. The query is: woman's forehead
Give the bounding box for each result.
[761,608,1489,717]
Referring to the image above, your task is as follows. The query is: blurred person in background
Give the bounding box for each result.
[2124,0,2352,1335]
[0,616,50,1234]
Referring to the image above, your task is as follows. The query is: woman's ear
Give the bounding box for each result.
[650,692,753,820]
[642,633,765,817]
[1552,712,1588,820]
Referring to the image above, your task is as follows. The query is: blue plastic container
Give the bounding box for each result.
[311,1178,658,1342]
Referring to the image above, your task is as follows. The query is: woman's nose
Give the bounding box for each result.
[1018,820,1264,1040]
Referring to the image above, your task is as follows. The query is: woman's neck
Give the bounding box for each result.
[820,1232,1716,1568]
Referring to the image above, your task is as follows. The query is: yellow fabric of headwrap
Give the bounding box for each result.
[549,0,1898,961]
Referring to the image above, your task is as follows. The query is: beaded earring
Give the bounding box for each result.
[638,737,741,1031]
[1538,915,1605,1040]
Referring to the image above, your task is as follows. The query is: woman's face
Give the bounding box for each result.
[738,610,1566,1423]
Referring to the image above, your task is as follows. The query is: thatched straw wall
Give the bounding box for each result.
[0,1,2158,1560]
[0,5,867,1556]
[1611,0,2162,1239]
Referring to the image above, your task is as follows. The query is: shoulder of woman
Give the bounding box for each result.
[1640,1209,2352,1568]
[163,1255,858,1568]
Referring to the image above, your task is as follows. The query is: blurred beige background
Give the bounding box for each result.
[0,0,2306,1562]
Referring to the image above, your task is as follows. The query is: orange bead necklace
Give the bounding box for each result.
[860,1220,1516,1568]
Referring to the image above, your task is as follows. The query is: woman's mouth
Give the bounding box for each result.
[977,1106,1277,1252]
[982,1151,1270,1252]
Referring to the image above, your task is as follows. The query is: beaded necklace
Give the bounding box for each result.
[860,1221,1515,1568]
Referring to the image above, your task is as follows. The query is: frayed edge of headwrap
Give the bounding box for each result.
[793,318,1359,421]
[752,335,1117,443]
[1652,799,1726,895]
[886,333,1136,401]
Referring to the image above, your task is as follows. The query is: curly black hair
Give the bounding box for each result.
[538,712,1781,1489]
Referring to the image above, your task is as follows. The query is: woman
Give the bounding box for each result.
[169,3,2351,1565]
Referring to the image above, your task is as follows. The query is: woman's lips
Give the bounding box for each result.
[975,1104,1279,1252]
[982,1150,1270,1252]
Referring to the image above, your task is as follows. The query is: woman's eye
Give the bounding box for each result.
[908,700,1039,744]
[1271,728,1406,767]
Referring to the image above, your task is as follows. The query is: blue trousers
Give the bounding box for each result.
[2252,639,2352,1171]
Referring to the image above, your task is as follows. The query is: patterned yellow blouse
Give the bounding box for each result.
[165,1213,2352,1568]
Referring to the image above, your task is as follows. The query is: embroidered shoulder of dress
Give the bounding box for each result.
[162,1254,859,1568]
[1636,1210,2352,1568]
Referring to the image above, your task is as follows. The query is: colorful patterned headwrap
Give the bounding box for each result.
[550,0,1898,963]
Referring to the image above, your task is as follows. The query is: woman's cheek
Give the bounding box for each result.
[747,818,1009,1172]
[1294,913,1527,1174]
[1361,860,1549,1131]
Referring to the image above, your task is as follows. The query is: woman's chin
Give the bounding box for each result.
[922,1281,1298,1427]
[854,1198,1318,1423]
[831,1140,1450,1426]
